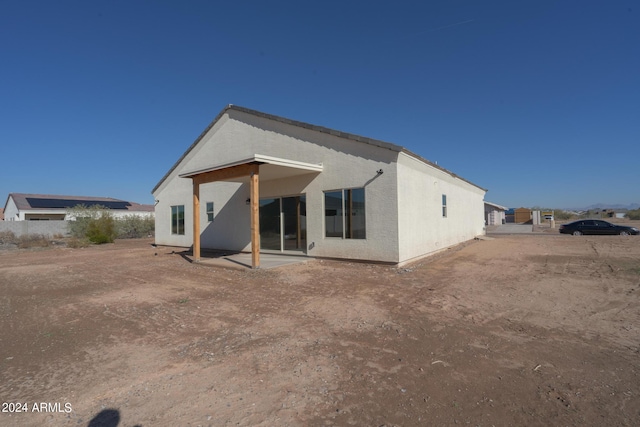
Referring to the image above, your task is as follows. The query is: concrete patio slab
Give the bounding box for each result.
[185,251,309,270]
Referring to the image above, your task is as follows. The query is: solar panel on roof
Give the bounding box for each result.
[26,198,131,210]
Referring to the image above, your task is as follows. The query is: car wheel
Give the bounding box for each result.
[572,230,582,236]
[620,231,630,236]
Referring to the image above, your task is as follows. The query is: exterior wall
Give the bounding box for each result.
[484,205,506,225]
[199,181,251,250]
[4,197,19,221]
[396,152,486,265]
[485,209,506,226]
[154,110,401,262]
[25,213,66,220]
[0,220,69,237]
[154,173,198,248]
[109,210,155,219]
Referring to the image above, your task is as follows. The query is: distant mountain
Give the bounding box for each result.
[565,203,640,211]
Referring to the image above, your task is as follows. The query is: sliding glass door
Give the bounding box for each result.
[259,195,306,252]
[259,198,281,250]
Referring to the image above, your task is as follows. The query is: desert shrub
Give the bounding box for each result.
[68,205,153,241]
[67,205,107,239]
[68,216,91,239]
[66,237,90,248]
[85,212,117,244]
[116,215,155,239]
[17,234,51,249]
[626,209,640,220]
[0,231,18,244]
[553,210,574,221]
[67,205,116,244]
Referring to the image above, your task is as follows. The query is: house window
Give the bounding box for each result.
[324,188,366,239]
[442,194,447,218]
[206,202,214,222]
[171,205,185,235]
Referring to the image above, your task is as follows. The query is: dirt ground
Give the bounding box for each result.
[1,232,639,426]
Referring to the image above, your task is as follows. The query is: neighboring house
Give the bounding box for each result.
[0,208,4,221]
[3,193,154,221]
[152,105,487,267]
[484,201,507,225]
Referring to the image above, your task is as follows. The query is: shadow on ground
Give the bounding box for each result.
[87,409,141,427]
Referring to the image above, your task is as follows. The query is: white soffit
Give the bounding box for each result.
[180,154,323,182]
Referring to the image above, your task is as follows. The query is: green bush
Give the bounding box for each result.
[67,205,154,243]
[116,215,155,239]
[67,205,116,244]
[626,209,640,220]
[553,210,574,221]
[67,204,105,239]
[85,212,117,244]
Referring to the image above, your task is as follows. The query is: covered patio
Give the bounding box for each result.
[179,154,323,268]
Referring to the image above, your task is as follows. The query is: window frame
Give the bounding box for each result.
[171,205,185,235]
[442,194,447,218]
[324,187,366,239]
[206,202,214,222]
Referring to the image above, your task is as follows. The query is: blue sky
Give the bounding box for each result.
[1,1,638,209]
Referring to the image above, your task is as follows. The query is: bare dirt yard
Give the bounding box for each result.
[1,232,639,426]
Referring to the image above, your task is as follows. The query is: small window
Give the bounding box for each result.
[171,205,185,235]
[442,194,447,218]
[206,202,214,222]
[324,188,366,239]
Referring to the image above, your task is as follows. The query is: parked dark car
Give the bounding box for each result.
[559,220,639,236]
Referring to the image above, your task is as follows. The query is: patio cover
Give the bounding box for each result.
[180,155,322,268]
[179,154,323,181]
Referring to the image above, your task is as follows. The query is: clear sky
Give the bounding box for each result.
[1,1,638,209]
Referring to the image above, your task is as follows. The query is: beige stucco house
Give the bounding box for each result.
[152,105,487,267]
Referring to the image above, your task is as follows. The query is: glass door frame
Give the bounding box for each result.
[259,194,306,253]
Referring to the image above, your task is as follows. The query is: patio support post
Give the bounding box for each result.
[250,166,260,268]
[193,177,201,262]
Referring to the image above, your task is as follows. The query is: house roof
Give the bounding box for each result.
[5,193,154,212]
[152,105,487,194]
[484,201,507,210]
